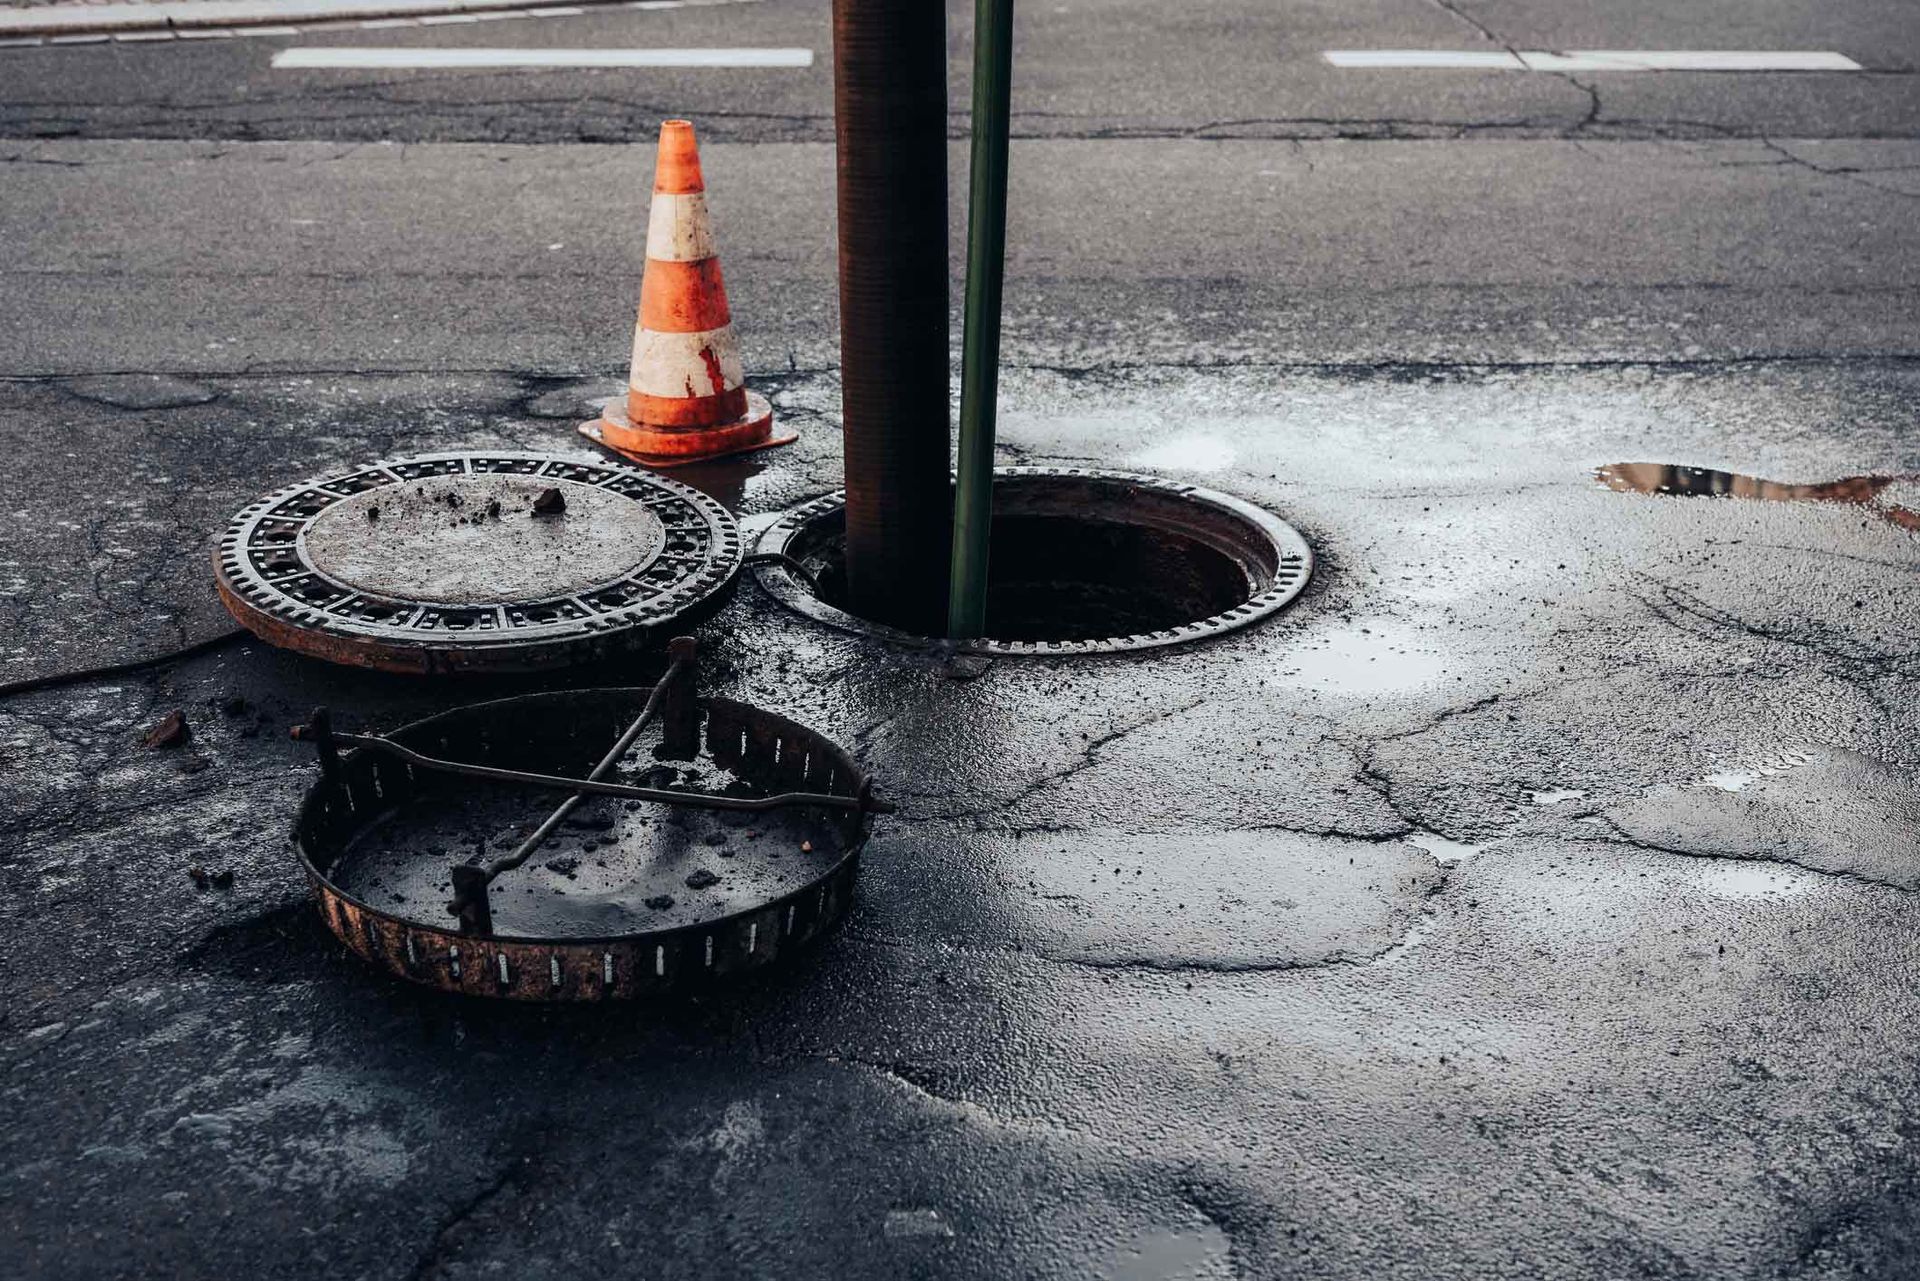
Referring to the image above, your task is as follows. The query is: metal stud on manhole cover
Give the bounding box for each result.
[213,451,742,673]
[290,641,886,1000]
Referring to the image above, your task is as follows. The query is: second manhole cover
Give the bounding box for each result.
[214,452,741,673]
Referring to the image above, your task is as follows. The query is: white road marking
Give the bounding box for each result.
[0,0,760,47]
[1519,49,1860,71]
[273,44,812,67]
[1325,48,1862,71]
[1325,49,1523,68]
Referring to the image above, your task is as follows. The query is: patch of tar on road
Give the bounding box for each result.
[61,374,220,411]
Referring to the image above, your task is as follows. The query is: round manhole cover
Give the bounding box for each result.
[214,452,741,673]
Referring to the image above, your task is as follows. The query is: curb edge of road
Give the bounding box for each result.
[0,0,722,39]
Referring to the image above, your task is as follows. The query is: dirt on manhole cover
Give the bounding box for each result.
[213,451,742,674]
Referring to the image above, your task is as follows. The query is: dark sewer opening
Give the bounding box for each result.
[808,513,1244,641]
[750,468,1315,656]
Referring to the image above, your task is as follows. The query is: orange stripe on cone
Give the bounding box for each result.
[640,258,732,332]
[652,119,705,194]
[631,385,748,429]
[578,118,794,469]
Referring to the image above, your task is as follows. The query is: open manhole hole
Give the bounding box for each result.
[751,467,1313,655]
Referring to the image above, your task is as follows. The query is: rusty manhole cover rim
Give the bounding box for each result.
[294,686,875,999]
[750,466,1314,656]
[214,451,742,673]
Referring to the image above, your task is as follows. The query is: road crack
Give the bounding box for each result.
[406,1157,537,1281]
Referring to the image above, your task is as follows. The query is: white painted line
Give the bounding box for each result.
[1324,48,1862,71]
[1324,49,1521,68]
[0,0,751,36]
[0,0,694,45]
[1519,50,1861,71]
[272,45,814,67]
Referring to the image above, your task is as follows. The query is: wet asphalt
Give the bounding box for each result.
[4,0,1920,1276]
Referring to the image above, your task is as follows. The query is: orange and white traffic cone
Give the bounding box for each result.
[580,119,795,468]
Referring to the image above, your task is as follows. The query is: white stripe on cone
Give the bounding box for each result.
[629,324,744,398]
[644,192,718,262]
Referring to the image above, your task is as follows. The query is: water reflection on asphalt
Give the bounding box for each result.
[1596,461,1920,531]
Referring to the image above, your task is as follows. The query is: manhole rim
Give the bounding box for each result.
[292,686,874,999]
[750,465,1315,656]
[213,449,743,673]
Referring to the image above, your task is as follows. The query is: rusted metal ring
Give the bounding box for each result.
[213,451,742,674]
[750,466,1314,656]
[293,687,875,1000]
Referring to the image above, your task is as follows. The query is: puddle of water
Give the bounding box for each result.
[1530,788,1587,806]
[1691,860,1813,900]
[883,1208,956,1241]
[668,456,769,511]
[1128,434,1237,474]
[1697,749,1820,793]
[1596,462,1920,531]
[1405,831,1480,865]
[1093,1221,1234,1281]
[1273,624,1451,696]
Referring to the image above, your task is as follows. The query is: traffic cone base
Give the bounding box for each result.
[580,390,795,469]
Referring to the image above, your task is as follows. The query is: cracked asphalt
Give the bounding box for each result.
[4,0,1920,1277]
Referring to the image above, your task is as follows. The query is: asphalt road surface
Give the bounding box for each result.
[3,0,1919,1277]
